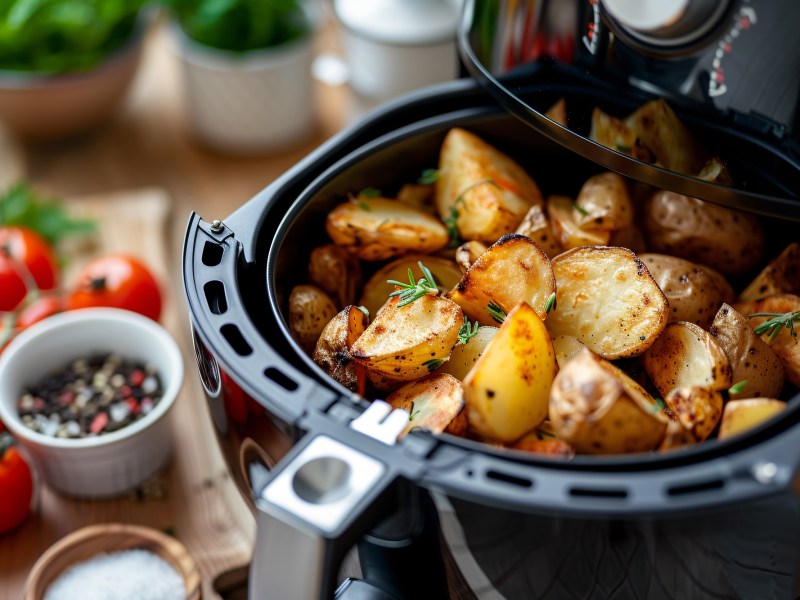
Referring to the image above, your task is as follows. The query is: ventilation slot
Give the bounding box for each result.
[570,487,628,499]
[486,470,532,489]
[221,324,253,356]
[203,280,228,315]
[202,241,224,266]
[264,367,298,392]
[667,479,724,497]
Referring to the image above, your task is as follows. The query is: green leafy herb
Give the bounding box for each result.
[650,397,667,413]
[572,203,589,216]
[457,316,479,345]
[357,306,370,318]
[387,261,439,307]
[728,380,748,395]
[359,187,381,199]
[418,169,439,185]
[409,402,420,421]
[0,183,96,245]
[487,301,506,324]
[422,358,445,372]
[355,200,371,211]
[545,292,557,314]
[616,143,632,153]
[443,205,461,249]
[749,311,800,342]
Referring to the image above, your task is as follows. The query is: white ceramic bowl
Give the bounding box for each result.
[0,308,183,498]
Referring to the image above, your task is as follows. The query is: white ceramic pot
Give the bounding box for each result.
[171,24,316,154]
[0,309,184,498]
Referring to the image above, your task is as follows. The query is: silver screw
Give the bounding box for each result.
[752,461,779,484]
[210,220,224,233]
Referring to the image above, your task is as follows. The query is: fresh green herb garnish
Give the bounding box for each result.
[387,261,439,307]
[355,200,371,211]
[728,380,748,395]
[443,205,461,249]
[650,397,667,413]
[457,316,479,345]
[422,358,445,372]
[487,301,506,324]
[409,402,420,421]
[418,169,439,185]
[616,143,632,153]
[545,292,557,314]
[749,311,800,341]
[360,187,381,199]
[572,203,589,216]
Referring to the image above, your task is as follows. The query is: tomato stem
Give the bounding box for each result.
[89,276,107,291]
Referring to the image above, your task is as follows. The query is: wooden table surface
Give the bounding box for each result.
[1,18,352,600]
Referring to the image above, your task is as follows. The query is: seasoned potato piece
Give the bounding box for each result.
[289,285,339,353]
[590,108,654,163]
[709,304,784,399]
[514,204,562,258]
[549,348,668,454]
[643,191,764,275]
[436,128,542,244]
[546,246,668,359]
[547,195,611,250]
[664,386,723,442]
[640,253,724,328]
[308,244,362,309]
[696,156,732,185]
[454,240,488,273]
[386,373,465,438]
[545,97,567,127]
[733,294,800,387]
[642,321,732,398]
[573,172,634,230]
[510,437,574,458]
[396,183,435,214]
[702,265,736,304]
[448,234,556,325]
[658,419,697,452]
[463,302,556,441]
[312,306,369,391]
[439,326,498,381]
[718,398,786,440]
[608,224,647,254]
[351,294,462,382]
[326,196,448,261]
[552,335,586,369]
[359,256,462,317]
[739,243,800,301]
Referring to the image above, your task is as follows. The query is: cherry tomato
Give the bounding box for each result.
[0,227,58,312]
[67,254,162,321]
[16,296,64,329]
[0,255,27,312]
[0,434,34,534]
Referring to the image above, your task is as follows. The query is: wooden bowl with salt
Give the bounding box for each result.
[25,523,201,600]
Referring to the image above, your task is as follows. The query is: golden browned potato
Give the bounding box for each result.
[326,196,448,261]
[658,419,697,452]
[642,321,732,398]
[359,256,463,317]
[573,172,634,231]
[510,437,575,458]
[463,302,556,441]
[396,183,435,214]
[545,97,568,127]
[454,240,488,273]
[664,386,723,442]
[308,244,362,309]
[312,306,369,391]
[551,335,586,369]
[709,304,784,399]
[696,156,732,184]
[385,373,465,438]
[739,243,800,301]
[514,204,562,258]
[546,246,668,359]
[351,294,462,382]
[289,285,339,353]
[639,253,725,329]
[590,108,654,163]
[436,128,542,244]
[718,398,786,440]
[439,325,498,381]
[643,191,764,275]
[608,224,648,254]
[549,348,668,454]
[547,195,611,250]
[448,234,556,325]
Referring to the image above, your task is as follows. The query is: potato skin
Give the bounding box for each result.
[308,244,362,309]
[718,398,786,440]
[547,195,610,250]
[385,373,465,438]
[664,386,723,442]
[454,240,488,273]
[289,285,339,353]
[514,204,562,258]
[739,243,800,301]
[573,172,634,231]
[312,306,369,391]
[643,191,764,275]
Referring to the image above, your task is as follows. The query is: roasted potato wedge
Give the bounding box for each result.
[696,156,732,185]
[545,97,567,127]
[608,224,647,255]
[289,285,339,353]
[664,386,723,442]
[709,304,784,399]
[351,294,462,382]
[718,398,786,440]
[386,373,466,438]
[590,108,654,163]
[312,306,369,391]
[549,348,668,454]
[514,204,562,258]
[739,243,800,301]
[448,234,556,325]
[643,191,764,275]
[396,183,435,214]
[455,240,488,273]
[359,256,463,317]
[308,244,362,309]
[642,321,732,397]
[658,419,697,452]
[463,302,556,441]
[546,246,668,359]
[552,335,586,369]
[326,196,448,261]
[547,195,611,250]
[439,326,498,381]
[510,437,575,458]
[640,253,725,329]
[436,128,542,244]
[573,172,634,231]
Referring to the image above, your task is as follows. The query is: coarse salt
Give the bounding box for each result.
[44,548,184,600]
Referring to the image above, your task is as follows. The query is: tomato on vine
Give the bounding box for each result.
[0,433,33,534]
[0,227,58,312]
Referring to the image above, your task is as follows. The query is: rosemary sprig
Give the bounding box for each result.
[728,380,748,395]
[418,169,439,185]
[422,358,445,372]
[359,187,381,198]
[572,203,589,216]
[545,292,557,314]
[487,301,506,324]
[749,311,800,342]
[444,179,500,249]
[387,261,439,307]
[457,316,479,345]
[409,401,420,421]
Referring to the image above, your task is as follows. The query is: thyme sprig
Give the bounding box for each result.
[572,203,589,216]
[545,292,557,314]
[457,316,479,345]
[418,169,439,185]
[749,311,800,342]
[487,301,506,324]
[387,261,439,307]
[444,178,500,248]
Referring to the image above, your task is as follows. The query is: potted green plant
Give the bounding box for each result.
[0,0,148,140]
[167,0,317,154]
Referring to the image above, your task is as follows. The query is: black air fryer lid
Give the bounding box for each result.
[459,0,800,220]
